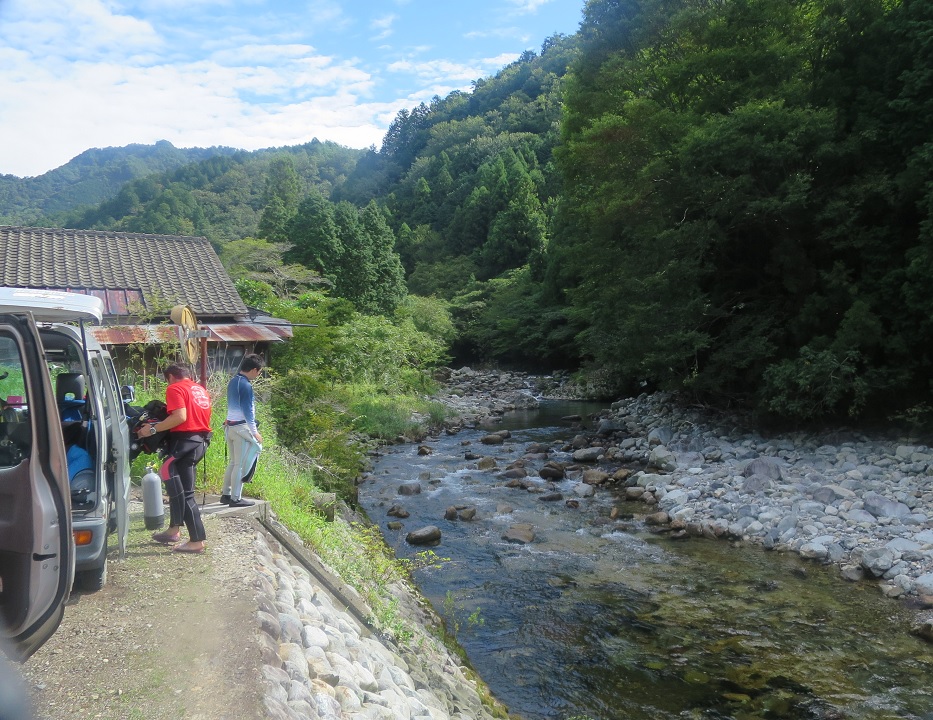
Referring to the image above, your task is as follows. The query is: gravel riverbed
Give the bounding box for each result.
[435,367,933,638]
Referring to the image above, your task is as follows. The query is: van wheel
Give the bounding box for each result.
[76,557,107,592]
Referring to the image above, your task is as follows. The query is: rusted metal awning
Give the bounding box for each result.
[203,323,292,342]
[88,322,292,346]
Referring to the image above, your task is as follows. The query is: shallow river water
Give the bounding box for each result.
[358,402,933,720]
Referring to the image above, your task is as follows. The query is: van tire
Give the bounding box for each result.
[76,557,107,592]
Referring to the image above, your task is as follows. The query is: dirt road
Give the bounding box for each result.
[23,500,265,720]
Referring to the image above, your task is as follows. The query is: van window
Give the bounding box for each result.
[0,334,32,467]
[90,355,109,418]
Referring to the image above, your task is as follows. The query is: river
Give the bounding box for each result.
[358,401,933,720]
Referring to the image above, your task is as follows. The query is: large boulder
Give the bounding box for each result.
[502,524,535,544]
[647,445,676,472]
[539,462,566,480]
[406,526,442,545]
[862,491,912,519]
[860,547,895,577]
[742,457,784,481]
[573,447,604,462]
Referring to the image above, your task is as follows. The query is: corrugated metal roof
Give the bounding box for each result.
[88,323,291,346]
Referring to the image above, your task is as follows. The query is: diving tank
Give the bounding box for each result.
[142,463,165,530]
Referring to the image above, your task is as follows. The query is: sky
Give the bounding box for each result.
[0,0,584,178]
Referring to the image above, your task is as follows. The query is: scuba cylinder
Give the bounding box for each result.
[142,463,165,530]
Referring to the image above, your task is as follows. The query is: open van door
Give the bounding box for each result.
[0,288,104,660]
[0,312,74,661]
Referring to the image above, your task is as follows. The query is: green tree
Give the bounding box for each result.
[284,189,342,281]
[258,155,301,242]
[356,202,407,315]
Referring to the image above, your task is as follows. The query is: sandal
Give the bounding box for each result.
[172,542,205,554]
[152,530,181,544]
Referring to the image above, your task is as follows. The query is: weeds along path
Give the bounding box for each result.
[23,500,264,720]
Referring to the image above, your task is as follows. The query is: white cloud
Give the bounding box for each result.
[465,26,531,43]
[370,14,397,41]
[507,0,552,12]
[0,0,160,60]
[387,53,518,84]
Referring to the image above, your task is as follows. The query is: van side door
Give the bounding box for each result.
[0,314,72,661]
[91,351,129,557]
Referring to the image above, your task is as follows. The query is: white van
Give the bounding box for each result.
[0,288,130,660]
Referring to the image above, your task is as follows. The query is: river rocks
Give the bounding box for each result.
[742,457,784,481]
[442,505,477,521]
[501,466,528,479]
[437,367,546,427]
[644,511,670,526]
[910,619,933,642]
[255,528,499,720]
[398,482,422,496]
[582,469,610,485]
[514,390,933,618]
[572,446,604,462]
[418,445,433,455]
[573,483,596,498]
[407,526,442,545]
[539,462,566,480]
[742,474,774,493]
[387,504,409,518]
[648,445,676,471]
[477,456,497,470]
[502,523,535,544]
[915,573,933,596]
[862,491,912,519]
[539,492,564,502]
[432,372,933,627]
[481,433,506,445]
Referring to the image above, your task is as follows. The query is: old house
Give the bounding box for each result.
[0,226,292,378]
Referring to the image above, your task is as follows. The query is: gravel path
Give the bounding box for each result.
[21,493,504,720]
[24,500,264,720]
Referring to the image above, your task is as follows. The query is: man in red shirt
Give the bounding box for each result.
[137,363,212,553]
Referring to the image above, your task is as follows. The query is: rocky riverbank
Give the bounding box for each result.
[430,368,933,638]
[255,517,503,720]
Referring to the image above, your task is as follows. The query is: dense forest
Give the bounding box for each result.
[0,141,243,226]
[6,0,933,426]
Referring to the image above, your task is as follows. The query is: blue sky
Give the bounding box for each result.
[0,0,584,178]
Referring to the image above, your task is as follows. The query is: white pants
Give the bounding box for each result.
[222,423,262,501]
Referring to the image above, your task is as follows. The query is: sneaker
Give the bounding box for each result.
[219,495,231,504]
[228,498,255,508]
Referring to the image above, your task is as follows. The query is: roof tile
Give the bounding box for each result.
[0,226,247,319]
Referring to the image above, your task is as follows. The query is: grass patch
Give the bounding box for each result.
[340,385,448,440]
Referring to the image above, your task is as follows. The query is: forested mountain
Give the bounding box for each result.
[552,0,933,422]
[333,33,580,366]
[64,140,365,242]
[0,140,239,226]
[5,0,933,425]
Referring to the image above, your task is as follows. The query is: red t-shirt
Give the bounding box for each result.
[165,378,212,432]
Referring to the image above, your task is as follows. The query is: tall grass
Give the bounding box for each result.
[128,370,422,636]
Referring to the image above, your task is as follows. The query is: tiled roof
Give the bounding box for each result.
[0,226,247,319]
